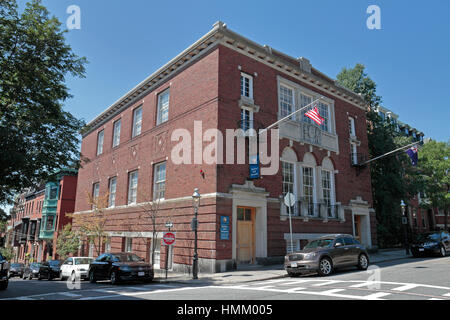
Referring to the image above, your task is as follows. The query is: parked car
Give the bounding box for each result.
[38,260,63,280]
[0,253,9,290]
[411,231,450,257]
[88,252,154,285]
[285,234,370,277]
[22,262,42,280]
[8,263,25,278]
[60,257,94,282]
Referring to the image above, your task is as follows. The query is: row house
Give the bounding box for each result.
[73,22,376,274]
[7,169,78,262]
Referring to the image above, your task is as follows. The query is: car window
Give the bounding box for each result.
[417,233,440,242]
[335,238,345,246]
[343,238,355,245]
[95,254,106,262]
[112,253,144,262]
[441,232,449,239]
[75,258,93,265]
[49,260,61,266]
[304,239,334,249]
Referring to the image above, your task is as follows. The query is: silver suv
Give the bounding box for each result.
[285,234,369,277]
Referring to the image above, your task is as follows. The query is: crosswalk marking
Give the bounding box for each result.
[392,284,418,291]
[312,281,340,287]
[320,289,346,294]
[364,292,391,300]
[443,293,450,297]
[59,292,82,297]
[349,281,379,288]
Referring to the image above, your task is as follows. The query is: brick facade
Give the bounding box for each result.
[73,22,377,274]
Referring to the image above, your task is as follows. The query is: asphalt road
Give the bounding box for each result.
[1,256,450,301]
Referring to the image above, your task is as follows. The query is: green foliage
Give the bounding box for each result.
[0,246,14,260]
[56,224,80,260]
[0,0,87,205]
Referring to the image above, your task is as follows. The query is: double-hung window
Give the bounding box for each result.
[317,101,329,132]
[108,177,117,207]
[350,143,358,165]
[128,171,138,205]
[240,108,254,133]
[153,162,166,200]
[125,237,133,253]
[279,85,294,119]
[302,167,315,216]
[157,89,170,125]
[112,119,121,147]
[97,130,104,155]
[132,106,142,138]
[321,170,335,218]
[240,73,253,99]
[282,161,296,215]
[348,117,356,137]
[300,94,313,124]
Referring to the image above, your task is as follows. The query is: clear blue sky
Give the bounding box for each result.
[18,0,449,142]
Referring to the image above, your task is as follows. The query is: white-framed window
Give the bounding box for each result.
[88,241,95,258]
[279,85,294,119]
[152,238,161,269]
[97,130,104,155]
[157,89,170,125]
[132,106,142,138]
[302,167,315,216]
[153,162,166,200]
[127,170,138,205]
[348,117,356,137]
[112,119,121,147]
[300,93,313,124]
[321,170,335,218]
[282,161,297,216]
[317,101,330,132]
[240,107,254,133]
[125,237,133,253]
[108,177,117,207]
[240,73,253,99]
[105,237,111,253]
[92,182,100,209]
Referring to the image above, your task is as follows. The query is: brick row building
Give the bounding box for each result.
[72,22,376,274]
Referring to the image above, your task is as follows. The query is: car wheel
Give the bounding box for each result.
[439,246,446,257]
[357,254,369,270]
[318,257,333,276]
[110,270,119,285]
[89,270,96,283]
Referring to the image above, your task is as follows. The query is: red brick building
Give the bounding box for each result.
[73,22,376,274]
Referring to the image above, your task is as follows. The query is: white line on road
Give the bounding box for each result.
[58,292,82,298]
[363,292,392,300]
[312,281,341,287]
[320,289,346,294]
[79,287,199,300]
[392,284,418,292]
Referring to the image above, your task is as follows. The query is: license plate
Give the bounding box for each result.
[419,248,424,252]
[138,272,145,276]
[291,262,297,268]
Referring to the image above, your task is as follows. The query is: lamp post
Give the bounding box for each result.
[400,200,410,255]
[192,188,200,280]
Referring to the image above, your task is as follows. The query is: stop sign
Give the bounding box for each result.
[162,232,176,246]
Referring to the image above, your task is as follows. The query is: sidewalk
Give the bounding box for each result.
[153,249,411,285]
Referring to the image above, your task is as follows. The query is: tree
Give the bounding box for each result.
[336,64,421,247]
[56,224,80,260]
[70,191,109,257]
[418,140,450,230]
[138,198,162,270]
[0,0,87,205]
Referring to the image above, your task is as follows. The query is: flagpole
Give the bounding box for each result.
[259,96,324,135]
[359,141,421,166]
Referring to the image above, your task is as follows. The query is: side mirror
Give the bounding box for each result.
[334,242,343,248]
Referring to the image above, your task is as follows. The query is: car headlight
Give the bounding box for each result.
[303,252,318,260]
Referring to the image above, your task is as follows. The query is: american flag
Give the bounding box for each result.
[305,106,325,125]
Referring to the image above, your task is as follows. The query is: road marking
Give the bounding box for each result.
[320,289,346,294]
[429,298,444,300]
[349,281,379,288]
[312,281,340,286]
[443,293,450,297]
[79,287,198,300]
[285,287,306,293]
[16,296,35,300]
[392,284,418,291]
[59,292,82,298]
[363,292,392,300]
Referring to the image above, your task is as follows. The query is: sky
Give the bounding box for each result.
[15,0,448,142]
[3,0,448,212]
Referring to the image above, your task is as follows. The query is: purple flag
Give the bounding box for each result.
[405,147,418,166]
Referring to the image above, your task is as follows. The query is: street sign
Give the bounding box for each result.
[162,232,176,246]
[284,192,295,207]
[220,216,230,240]
[165,221,173,229]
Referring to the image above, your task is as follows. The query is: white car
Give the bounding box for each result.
[60,257,94,282]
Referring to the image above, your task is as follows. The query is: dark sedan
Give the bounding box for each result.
[22,262,42,280]
[285,234,370,277]
[411,231,450,257]
[88,252,154,285]
[8,263,25,278]
[38,260,63,280]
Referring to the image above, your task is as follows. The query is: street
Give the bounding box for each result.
[1,256,450,301]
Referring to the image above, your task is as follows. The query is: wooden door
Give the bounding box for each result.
[237,207,255,264]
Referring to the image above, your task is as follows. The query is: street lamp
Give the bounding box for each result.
[400,200,410,255]
[192,188,200,280]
